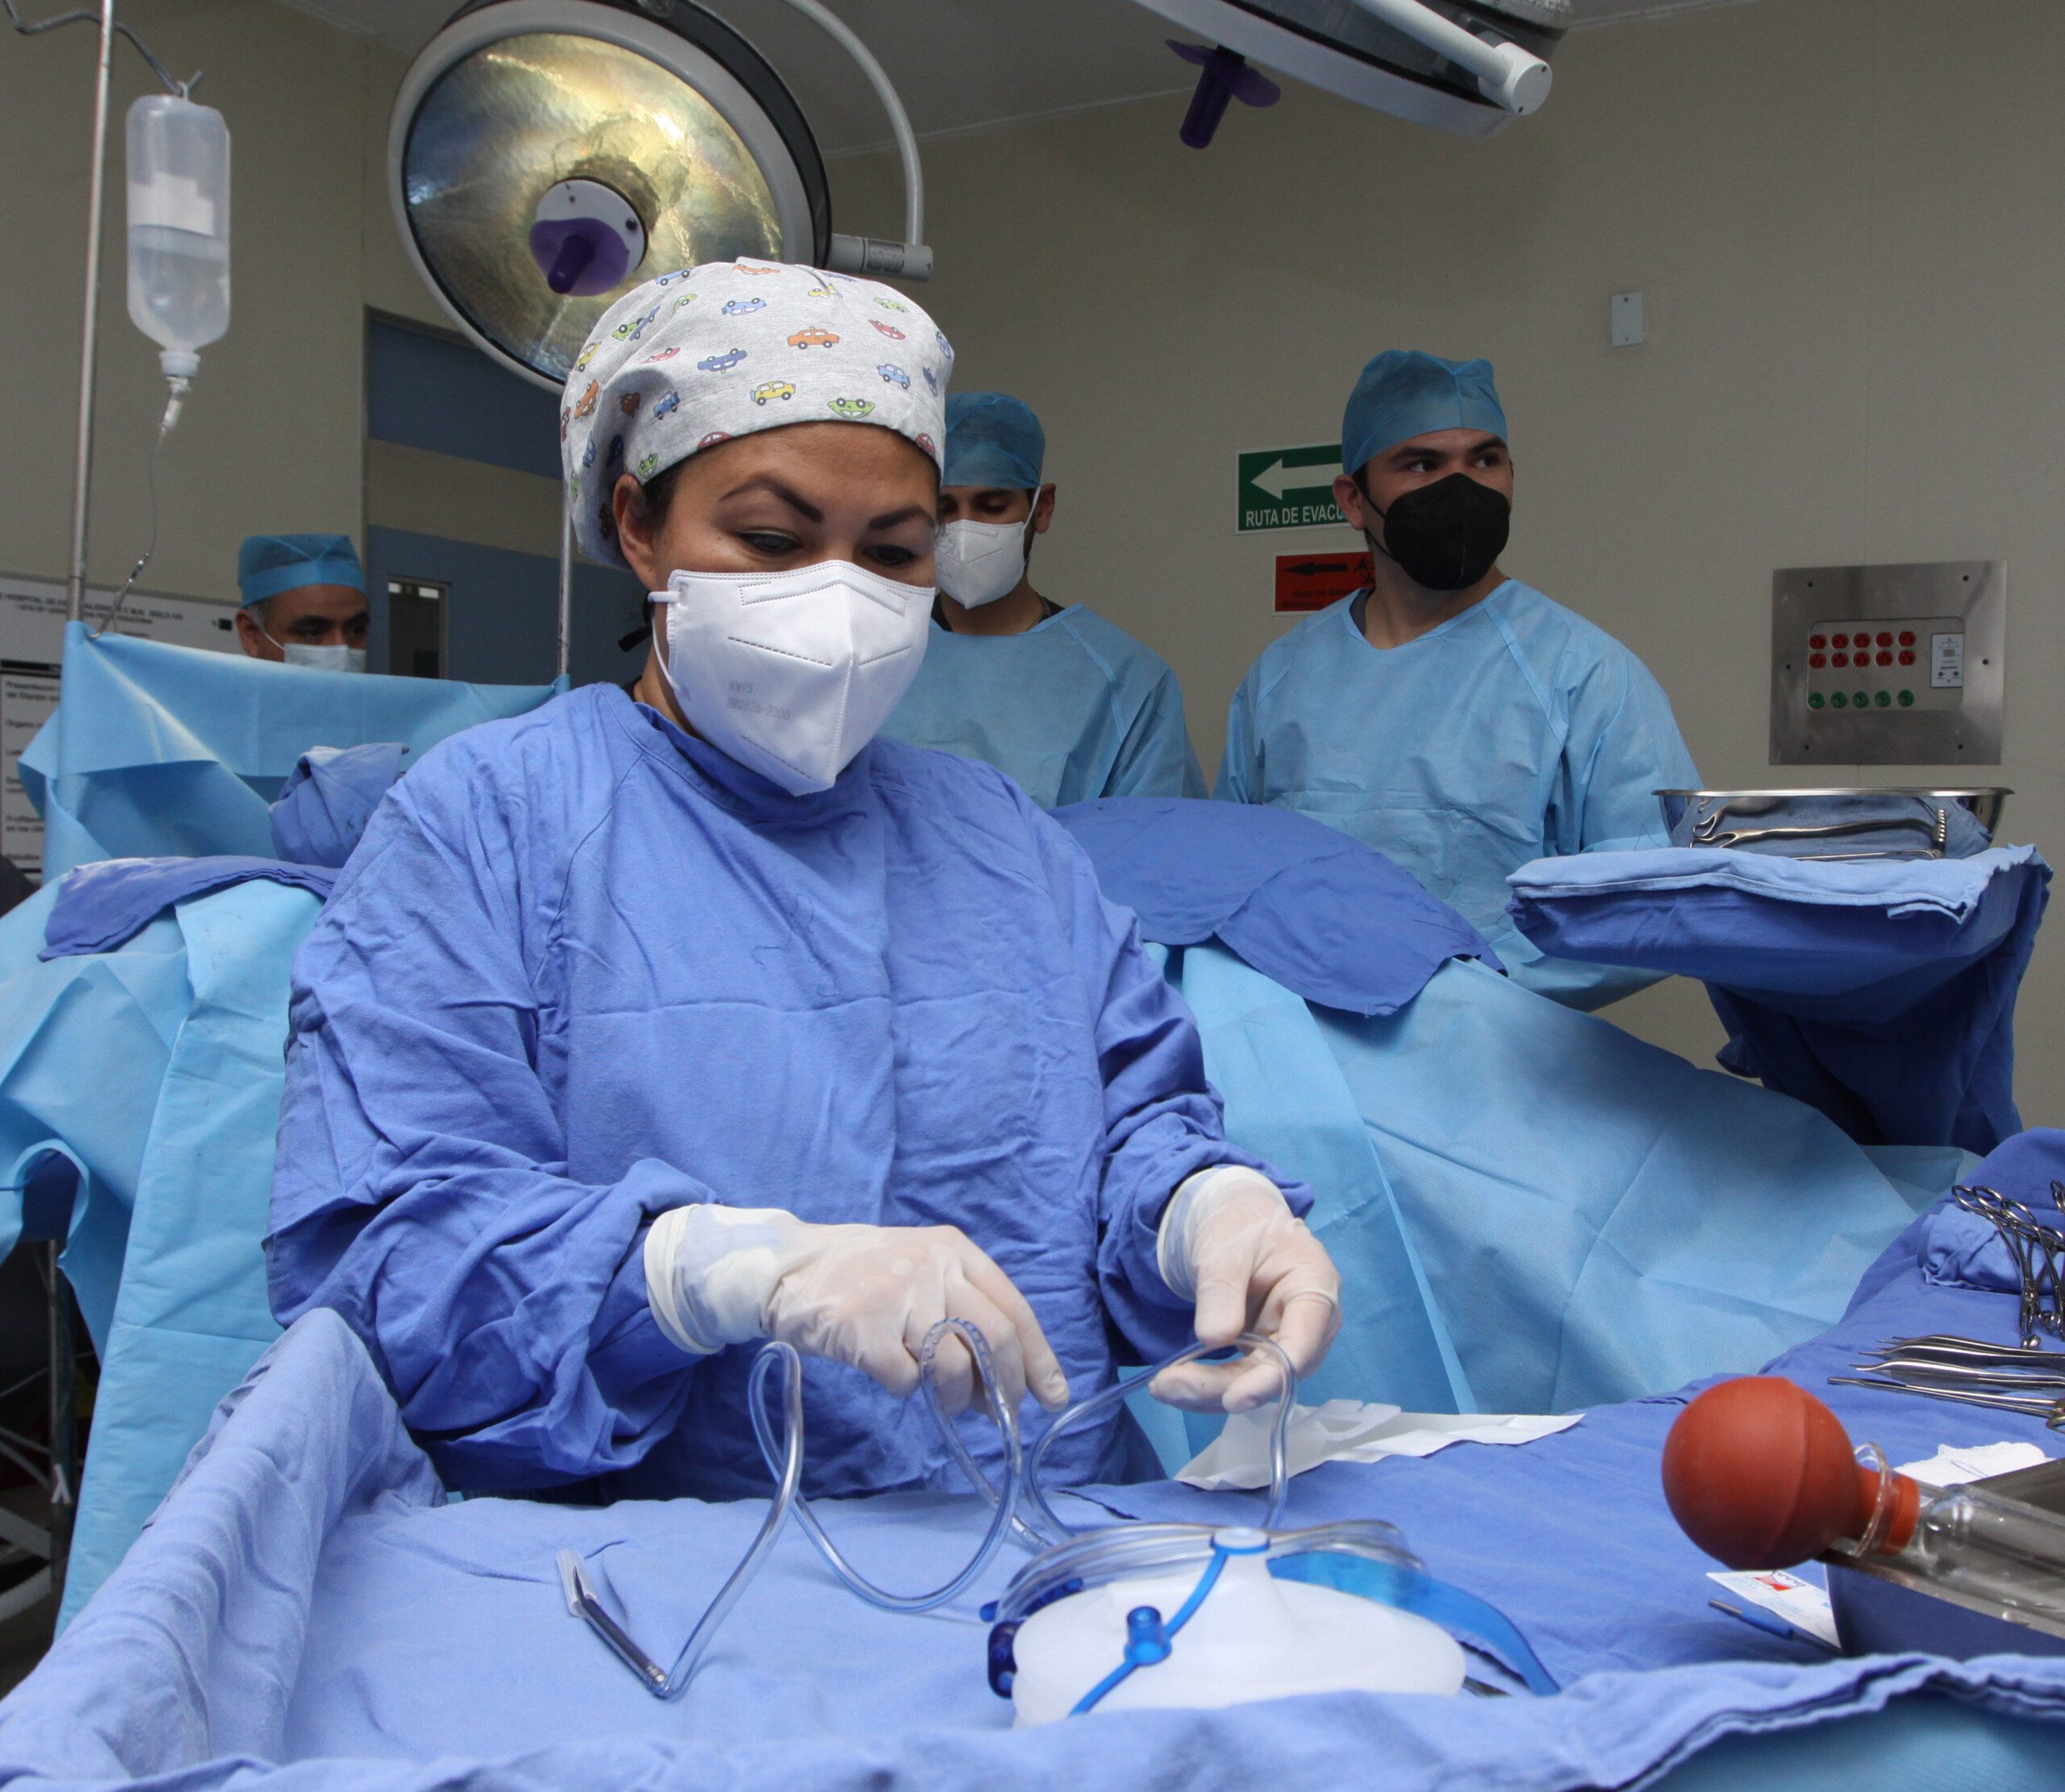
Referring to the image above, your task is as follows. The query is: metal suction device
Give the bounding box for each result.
[388,0,932,676]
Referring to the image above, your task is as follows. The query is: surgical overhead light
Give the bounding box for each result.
[390,0,930,393]
[1141,0,1571,145]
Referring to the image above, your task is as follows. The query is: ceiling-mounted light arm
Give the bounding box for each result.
[771,0,932,281]
[1343,0,1551,115]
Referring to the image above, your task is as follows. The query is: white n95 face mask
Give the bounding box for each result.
[935,500,1038,609]
[279,642,368,673]
[653,559,932,796]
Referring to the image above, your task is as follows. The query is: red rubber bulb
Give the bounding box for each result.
[1661,1377,1917,1570]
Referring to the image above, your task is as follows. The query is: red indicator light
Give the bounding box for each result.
[1808,653,1825,669]
[1898,631,1916,647]
[1876,631,1893,648]
[1899,650,1915,665]
[1832,652,1850,667]
[1876,651,1892,667]
[1808,634,1826,649]
[1832,633,1850,648]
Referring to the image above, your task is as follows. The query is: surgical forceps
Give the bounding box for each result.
[1829,1376,2065,1430]
[1689,806,1947,860]
[1950,1183,2065,1347]
[1867,1335,2065,1369]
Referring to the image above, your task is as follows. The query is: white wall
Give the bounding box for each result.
[0,0,428,608]
[833,0,2065,1111]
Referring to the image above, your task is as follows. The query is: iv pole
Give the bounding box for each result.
[10,0,192,624]
[6,0,188,1611]
[557,488,574,681]
[65,0,117,625]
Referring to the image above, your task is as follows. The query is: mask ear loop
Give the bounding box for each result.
[1347,468,1399,574]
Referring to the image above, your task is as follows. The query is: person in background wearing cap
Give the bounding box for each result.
[233,533,369,672]
[1216,351,1697,1010]
[878,392,1204,806]
[266,261,1340,1507]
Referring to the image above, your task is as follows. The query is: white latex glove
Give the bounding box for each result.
[1149,1167,1342,1414]
[645,1204,1070,1415]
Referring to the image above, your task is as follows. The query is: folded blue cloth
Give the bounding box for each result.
[1908,1127,2065,1294]
[1507,848,2050,1153]
[41,856,337,960]
[269,744,409,869]
[1053,798,1498,1017]
[1513,844,2034,920]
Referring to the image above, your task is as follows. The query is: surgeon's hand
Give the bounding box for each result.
[644,1204,1069,1416]
[1149,1168,1341,1415]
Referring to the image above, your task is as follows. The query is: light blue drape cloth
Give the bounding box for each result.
[18,623,560,879]
[0,881,317,1627]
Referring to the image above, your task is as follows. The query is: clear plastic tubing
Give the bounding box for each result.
[1843,1443,2065,1624]
[561,1327,1296,1698]
[127,94,231,379]
[653,1319,1027,1697]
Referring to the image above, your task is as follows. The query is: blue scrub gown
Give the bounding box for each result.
[266,684,1287,1501]
[881,605,1206,807]
[1217,581,1698,1010]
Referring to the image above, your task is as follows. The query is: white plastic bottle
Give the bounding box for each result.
[126,94,230,390]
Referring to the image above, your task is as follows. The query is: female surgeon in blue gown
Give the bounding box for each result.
[265,260,1340,1503]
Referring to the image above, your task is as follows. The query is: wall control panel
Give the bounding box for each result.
[1771,563,2004,765]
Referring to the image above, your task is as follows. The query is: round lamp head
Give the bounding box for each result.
[390,0,830,390]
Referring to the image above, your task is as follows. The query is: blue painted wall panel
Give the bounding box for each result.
[366,527,647,690]
[366,316,565,481]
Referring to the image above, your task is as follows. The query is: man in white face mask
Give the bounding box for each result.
[233,533,369,673]
[879,392,1204,807]
[267,260,1340,1508]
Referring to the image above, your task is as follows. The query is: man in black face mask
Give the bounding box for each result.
[1216,351,1698,1010]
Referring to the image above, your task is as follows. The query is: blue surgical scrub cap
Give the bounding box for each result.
[944,392,1045,490]
[238,533,365,607]
[1341,352,1507,480]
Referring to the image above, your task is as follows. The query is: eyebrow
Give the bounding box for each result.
[1387,435,1508,459]
[719,476,824,522]
[867,504,935,531]
[719,479,932,531]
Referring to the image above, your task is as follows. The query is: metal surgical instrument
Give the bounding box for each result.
[1689,808,1948,856]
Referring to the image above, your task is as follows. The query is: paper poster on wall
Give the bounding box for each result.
[0,573,239,881]
[0,668,57,876]
[1275,551,1372,614]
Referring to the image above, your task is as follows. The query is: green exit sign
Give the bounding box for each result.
[1237,444,1346,533]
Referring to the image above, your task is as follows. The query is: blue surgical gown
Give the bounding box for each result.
[1216,582,1699,1010]
[882,605,1206,807]
[265,684,1287,1501]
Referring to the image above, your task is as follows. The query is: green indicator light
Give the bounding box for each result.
[1854,690,1868,707]
[1875,690,1891,708]
[1808,692,1825,710]
[1831,692,1847,709]
[1898,689,1914,706]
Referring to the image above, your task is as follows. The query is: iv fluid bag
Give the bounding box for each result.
[127,95,230,368]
